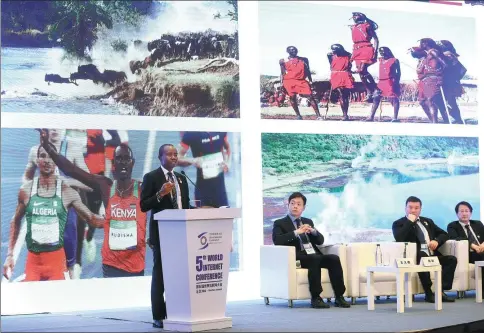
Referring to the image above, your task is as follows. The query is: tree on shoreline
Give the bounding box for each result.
[49,1,113,59]
[49,0,152,59]
[2,0,153,59]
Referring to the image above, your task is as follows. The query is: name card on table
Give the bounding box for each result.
[420,257,440,267]
[396,258,415,267]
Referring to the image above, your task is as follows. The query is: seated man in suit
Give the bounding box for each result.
[272,192,350,309]
[393,196,456,303]
[447,201,484,291]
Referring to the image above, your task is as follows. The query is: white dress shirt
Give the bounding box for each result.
[160,165,182,209]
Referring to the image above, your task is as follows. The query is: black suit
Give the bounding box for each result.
[447,220,484,289]
[272,215,346,298]
[140,167,190,321]
[393,216,457,292]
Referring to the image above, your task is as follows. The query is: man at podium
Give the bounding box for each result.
[140,144,190,329]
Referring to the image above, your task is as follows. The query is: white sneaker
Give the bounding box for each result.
[83,238,96,264]
[71,263,82,279]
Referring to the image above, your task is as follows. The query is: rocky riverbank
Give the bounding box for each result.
[103,58,240,117]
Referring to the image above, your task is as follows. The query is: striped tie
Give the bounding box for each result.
[167,172,178,209]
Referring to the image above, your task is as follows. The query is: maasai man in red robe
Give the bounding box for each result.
[409,46,432,121]
[350,12,379,103]
[328,44,354,121]
[367,47,401,122]
[279,46,322,120]
[418,38,449,124]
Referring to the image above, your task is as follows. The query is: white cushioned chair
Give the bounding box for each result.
[415,240,469,297]
[346,242,418,304]
[260,244,348,307]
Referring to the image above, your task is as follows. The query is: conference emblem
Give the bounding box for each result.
[198,232,209,250]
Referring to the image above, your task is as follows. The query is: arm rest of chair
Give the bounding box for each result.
[346,243,376,298]
[260,245,297,299]
[439,240,469,291]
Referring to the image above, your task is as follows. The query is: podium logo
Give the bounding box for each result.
[198,232,209,250]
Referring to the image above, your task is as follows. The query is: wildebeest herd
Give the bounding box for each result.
[130,31,238,74]
[44,30,239,86]
[45,64,128,87]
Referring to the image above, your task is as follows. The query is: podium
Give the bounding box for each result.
[154,208,241,332]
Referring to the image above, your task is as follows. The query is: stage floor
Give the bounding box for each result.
[2,293,483,332]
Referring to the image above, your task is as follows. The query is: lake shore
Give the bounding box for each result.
[263,155,480,197]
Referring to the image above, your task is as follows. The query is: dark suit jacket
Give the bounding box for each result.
[272,215,324,254]
[392,216,449,255]
[447,220,484,250]
[140,167,190,247]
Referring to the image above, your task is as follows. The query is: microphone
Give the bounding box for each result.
[403,242,408,258]
[179,170,217,208]
[180,170,196,187]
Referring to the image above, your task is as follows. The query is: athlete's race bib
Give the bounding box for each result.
[32,217,60,246]
[109,220,137,250]
[201,152,224,179]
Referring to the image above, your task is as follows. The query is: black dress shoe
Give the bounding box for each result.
[442,292,455,302]
[424,292,435,303]
[334,296,351,308]
[311,296,330,309]
[153,319,163,328]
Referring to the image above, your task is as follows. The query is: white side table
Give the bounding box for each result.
[475,261,484,303]
[367,265,442,313]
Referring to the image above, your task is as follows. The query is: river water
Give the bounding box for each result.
[1,47,135,115]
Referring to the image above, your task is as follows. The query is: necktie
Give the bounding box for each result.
[167,172,179,209]
[465,225,479,246]
[416,219,433,255]
[295,218,302,228]
[415,219,428,245]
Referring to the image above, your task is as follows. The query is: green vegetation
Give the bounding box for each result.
[262,133,479,175]
[1,0,153,59]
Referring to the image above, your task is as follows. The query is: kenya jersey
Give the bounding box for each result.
[101,180,147,273]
